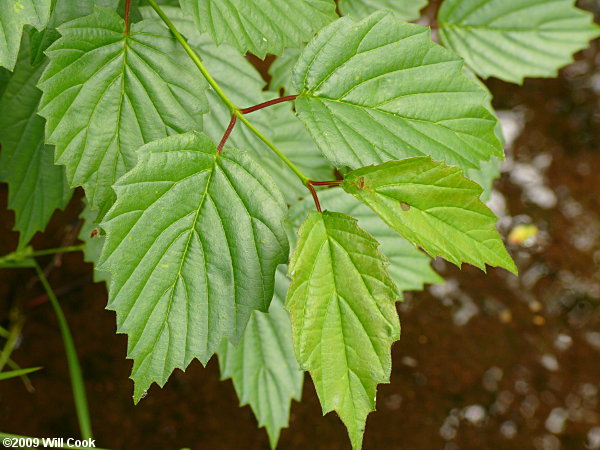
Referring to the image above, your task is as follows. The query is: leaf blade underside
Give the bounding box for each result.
[437,0,600,84]
[286,210,400,449]
[37,7,207,217]
[293,11,504,172]
[99,132,289,402]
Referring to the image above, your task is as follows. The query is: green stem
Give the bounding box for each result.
[6,358,36,392]
[145,0,311,186]
[235,112,310,185]
[33,261,93,441]
[145,0,237,112]
[29,245,85,258]
[0,245,84,265]
[0,313,24,373]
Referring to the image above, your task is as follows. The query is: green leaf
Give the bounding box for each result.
[98,132,289,402]
[438,0,600,84]
[342,157,517,274]
[0,366,42,381]
[37,7,207,218]
[467,156,501,203]
[78,204,109,284]
[339,0,426,21]
[28,0,120,67]
[268,48,300,94]
[286,210,400,449]
[218,269,303,449]
[179,0,338,58]
[461,67,503,202]
[0,0,52,70]
[0,41,72,249]
[288,189,442,291]
[293,12,504,173]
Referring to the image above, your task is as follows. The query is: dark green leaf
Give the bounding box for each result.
[0,41,71,249]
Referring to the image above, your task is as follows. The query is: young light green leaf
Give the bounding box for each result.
[0,42,72,249]
[179,0,337,58]
[98,132,289,402]
[286,210,400,449]
[438,0,600,84]
[78,204,109,284]
[342,157,517,274]
[0,0,51,70]
[37,7,207,218]
[293,11,504,172]
[218,269,303,449]
[339,0,426,21]
[288,189,443,291]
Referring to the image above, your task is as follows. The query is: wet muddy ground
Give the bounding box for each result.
[1,6,600,450]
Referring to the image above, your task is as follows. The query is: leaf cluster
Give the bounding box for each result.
[0,0,597,447]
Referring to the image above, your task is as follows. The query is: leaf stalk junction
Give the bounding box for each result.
[145,0,343,212]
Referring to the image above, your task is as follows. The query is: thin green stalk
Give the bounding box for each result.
[145,0,237,112]
[235,112,310,185]
[29,245,85,258]
[0,366,42,381]
[0,313,24,373]
[6,358,36,392]
[145,0,312,187]
[0,245,84,266]
[33,261,93,441]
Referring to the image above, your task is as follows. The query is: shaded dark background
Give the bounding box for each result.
[1,2,600,449]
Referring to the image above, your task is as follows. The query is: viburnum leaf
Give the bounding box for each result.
[0,0,52,70]
[462,68,504,202]
[179,0,337,58]
[98,132,289,402]
[0,41,71,249]
[268,48,301,94]
[37,7,207,218]
[28,0,119,66]
[342,157,517,274]
[437,0,600,84]
[288,189,442,291]
[286,210,400,449]
[218,269,303,449]
[468,156,502,203]
[339,0,427,21]
[293,11,504,172]
[78,204,109,284]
